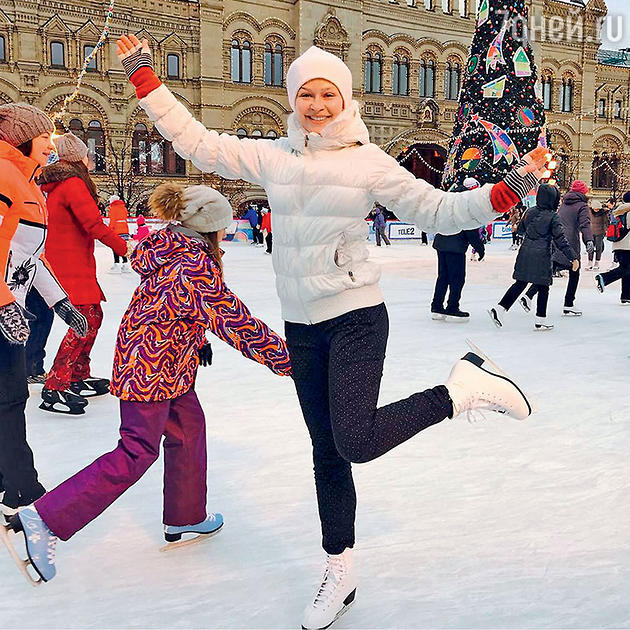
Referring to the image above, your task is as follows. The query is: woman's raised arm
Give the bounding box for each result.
[117,34,270,185]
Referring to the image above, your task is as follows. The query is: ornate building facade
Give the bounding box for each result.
[0,0,627,210]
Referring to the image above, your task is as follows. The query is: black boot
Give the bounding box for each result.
[70,377,110,398]
[444,307,470,322]
[40,388,88,415]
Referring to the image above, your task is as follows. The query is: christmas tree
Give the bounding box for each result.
[441,0,546,192]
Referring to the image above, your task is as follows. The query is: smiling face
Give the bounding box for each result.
[30,132,55,167]
[294,79,344,134]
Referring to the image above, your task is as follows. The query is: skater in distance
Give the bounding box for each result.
[1,183,291,585]
[113,34,548,630]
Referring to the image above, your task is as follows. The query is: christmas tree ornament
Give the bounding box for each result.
[486,21,508,73]
[477,0,490,26]
[441,0,545,192]
[482,75,507,98]
[513,47,532,77]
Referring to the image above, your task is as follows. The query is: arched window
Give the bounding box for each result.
[364,52,382,93]
[459,0,468,16]
[266,129,278,138]
[231,39,252,83]
[68,118,86,143]
[445,62,461,100]
[84,45,97,71]
[392,55,409,96]
[442,0,451,12]
[86,120,106,173]
[0,35,7,62]
[559,78,573,113]
[251,129,263,138]
[132,123,149,174]
[162,139,186,175]
[592,153,619,190]
[424,0,433,8]
[614,100,622,119]
[264,43,283,86]
[167,54,180,79]
[542,76,553,111]
[419,59,435,98]
[50,41,65,67]
[236,128,248,138]
[598,98,607,118]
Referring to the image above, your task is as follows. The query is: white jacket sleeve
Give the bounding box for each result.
[139,85,268,185]
[369,149,496,235]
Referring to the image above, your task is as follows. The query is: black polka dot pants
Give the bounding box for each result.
[285,303,452,555]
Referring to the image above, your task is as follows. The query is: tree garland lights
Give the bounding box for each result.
[53,0,115,123]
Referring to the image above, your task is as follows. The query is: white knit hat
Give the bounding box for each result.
[286,46,353,111]
[109,195,120,204]
[180,185,233,233]
[54,132,88,162]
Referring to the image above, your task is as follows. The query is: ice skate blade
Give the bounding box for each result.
[159,525,223,552]
[301,589,356,630]
[38,402,86,415]
[464,339,537,416]
[0,524,42,587]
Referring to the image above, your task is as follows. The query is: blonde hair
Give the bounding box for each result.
[148,182,224,276]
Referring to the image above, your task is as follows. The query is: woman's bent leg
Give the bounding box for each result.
[35,399,170,540]
[286,321,356,556]
[499,280,528,311]
[162,390,207,527]
[327,305,452,464]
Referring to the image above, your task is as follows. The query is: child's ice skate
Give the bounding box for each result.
[445,340,535,421]
[160,513,224,552]
[0,507,57,586]
[302,548,356,630]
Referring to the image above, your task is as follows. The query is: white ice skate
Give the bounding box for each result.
[108,262,121,273]
[120,262,132,273]
[302,548,356,630]
[445,341,534,421]
[534,317,554,331]
[562,306,582,317]
[160,513,224,552]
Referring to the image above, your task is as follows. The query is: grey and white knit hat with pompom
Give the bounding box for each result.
[180,186,233,233]
[0,103,54,147]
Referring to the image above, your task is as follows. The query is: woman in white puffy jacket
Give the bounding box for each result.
[118,35,548,630]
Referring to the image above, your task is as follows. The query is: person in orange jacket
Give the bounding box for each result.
[0,103,87,515]
[107,195,131,272]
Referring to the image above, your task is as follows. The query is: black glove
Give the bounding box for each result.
[53,298,88,338]
[586,241,595,256]
[0,302,32,345]
[198,342,213,367]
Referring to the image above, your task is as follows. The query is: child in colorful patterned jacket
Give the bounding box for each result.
[6,183,292,583]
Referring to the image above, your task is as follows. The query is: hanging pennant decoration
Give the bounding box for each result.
[477,0,490,26]
[53,0,116,123]
[474,115,520,165]
[482,75,507,98]
[457,101,472,122]
[467,55,480,76]
[486,21,508,73]
[513,46,532,77]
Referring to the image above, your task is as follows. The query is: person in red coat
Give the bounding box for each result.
[38,133,129,413]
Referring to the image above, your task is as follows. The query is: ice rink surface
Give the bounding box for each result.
[3,237,629,629]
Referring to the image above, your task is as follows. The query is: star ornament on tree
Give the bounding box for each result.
[441,0,546,192]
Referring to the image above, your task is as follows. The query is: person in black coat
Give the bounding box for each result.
[489,184,578,331]
[430,178,485,321]
[549,181,594,315]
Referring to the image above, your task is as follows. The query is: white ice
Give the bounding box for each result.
[3,238,629,629]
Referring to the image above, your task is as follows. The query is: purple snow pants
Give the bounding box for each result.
[35,389,207,541]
